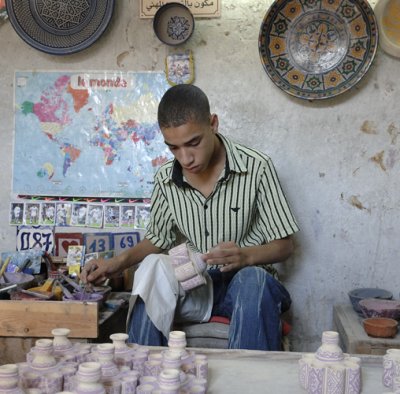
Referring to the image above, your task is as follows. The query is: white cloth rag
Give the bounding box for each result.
[130,254,213,338]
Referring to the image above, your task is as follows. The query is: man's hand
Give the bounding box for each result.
[81,258,119,285]
[202,237,294,273]
[203,241,247,272]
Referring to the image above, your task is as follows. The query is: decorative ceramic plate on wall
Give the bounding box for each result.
[5,0,115,55]
[153,2,195,46]
[374,0,400,58]
[258,0,378,99]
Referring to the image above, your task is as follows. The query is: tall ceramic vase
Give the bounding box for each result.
[110,333,133,368]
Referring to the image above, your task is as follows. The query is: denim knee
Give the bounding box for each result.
[235,266,291,313]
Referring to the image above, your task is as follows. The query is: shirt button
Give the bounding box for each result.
[205,230,209,237]
[204,204,208,209]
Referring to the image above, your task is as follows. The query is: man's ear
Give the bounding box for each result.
[210,113,219,133]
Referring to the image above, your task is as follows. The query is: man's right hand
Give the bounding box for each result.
[80,238,162,285]
[81,258,119,285]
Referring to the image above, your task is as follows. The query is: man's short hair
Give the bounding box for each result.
[158,84,210,129]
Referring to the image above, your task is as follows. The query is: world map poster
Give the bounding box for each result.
[13,71,172,198]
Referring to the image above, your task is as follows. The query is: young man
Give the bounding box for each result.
[83,84,299,350]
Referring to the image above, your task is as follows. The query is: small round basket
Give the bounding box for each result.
[363,317,398,338]
[153,3,194,46]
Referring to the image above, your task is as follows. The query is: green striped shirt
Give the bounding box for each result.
[145,134,299,261]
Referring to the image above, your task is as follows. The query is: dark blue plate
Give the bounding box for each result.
[6,0,115,55]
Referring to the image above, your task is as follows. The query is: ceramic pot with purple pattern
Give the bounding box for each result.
[96,344,119,378]
[30,339,57,370]
[383,349,400,388]
[75,361,105,394]
[0,364,22,392]
[52,328,73,355]
[315,331,344,362]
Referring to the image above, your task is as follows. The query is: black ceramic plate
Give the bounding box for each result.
[6,0,115,55]
[259,0,378,99]
[153,2,194,46]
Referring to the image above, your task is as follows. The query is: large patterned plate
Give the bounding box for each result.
[258,0,378,99]
[6,0,115,55]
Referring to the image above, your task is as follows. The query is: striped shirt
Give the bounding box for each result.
[145,134,299,267]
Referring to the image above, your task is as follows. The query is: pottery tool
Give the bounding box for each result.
[20,278,55,300]
[0,257,11,281]
[56,280,74,299]
[0,284,17,293]
[81,265,97,299]
[60,273,83,292]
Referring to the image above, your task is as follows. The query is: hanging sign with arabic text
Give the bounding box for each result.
[140,0,221,18]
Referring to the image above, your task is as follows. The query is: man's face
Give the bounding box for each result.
[162,115,219,175]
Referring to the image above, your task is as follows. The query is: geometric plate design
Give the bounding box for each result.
[5,0,115,55]
[258,0,378,99]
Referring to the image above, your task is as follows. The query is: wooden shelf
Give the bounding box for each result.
[0,300,98,338]
[333,304,400,355]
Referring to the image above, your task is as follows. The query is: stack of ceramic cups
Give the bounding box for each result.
[168,243,207,291]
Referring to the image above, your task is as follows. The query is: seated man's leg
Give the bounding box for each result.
[127,297,168,346]
[221,266,291,351]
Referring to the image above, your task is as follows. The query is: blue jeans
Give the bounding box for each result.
[128,266,291,350]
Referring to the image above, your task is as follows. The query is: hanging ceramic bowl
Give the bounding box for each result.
[258,0,378,99]
[153,2,195,46]
[374,0,400,58]
[5,0,115,55]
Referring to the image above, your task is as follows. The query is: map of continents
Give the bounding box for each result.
[13,71,172,198]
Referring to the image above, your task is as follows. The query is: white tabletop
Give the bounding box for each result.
[194,349,385,394]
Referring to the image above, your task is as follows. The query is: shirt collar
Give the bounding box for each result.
[168,134,247,187]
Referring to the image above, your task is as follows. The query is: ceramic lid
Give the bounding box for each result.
[374,0,400,57]
[153,2,195,46]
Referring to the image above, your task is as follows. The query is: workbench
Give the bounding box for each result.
[333,304,400,355]
[0,292,129,364]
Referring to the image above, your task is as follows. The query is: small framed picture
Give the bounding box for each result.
[70,203,88,227]
[120,205,136,228]
[55,203,72,227]
[66,245,86,267]
[24,202,41,225]
[104,204,120,228]
[135,204,151,229]
[54,232,84,257]
[87,204,104,228]
[10,202,24,225]
[40,202,56,226]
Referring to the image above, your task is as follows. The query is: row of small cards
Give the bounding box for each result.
[10,201,150,229]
